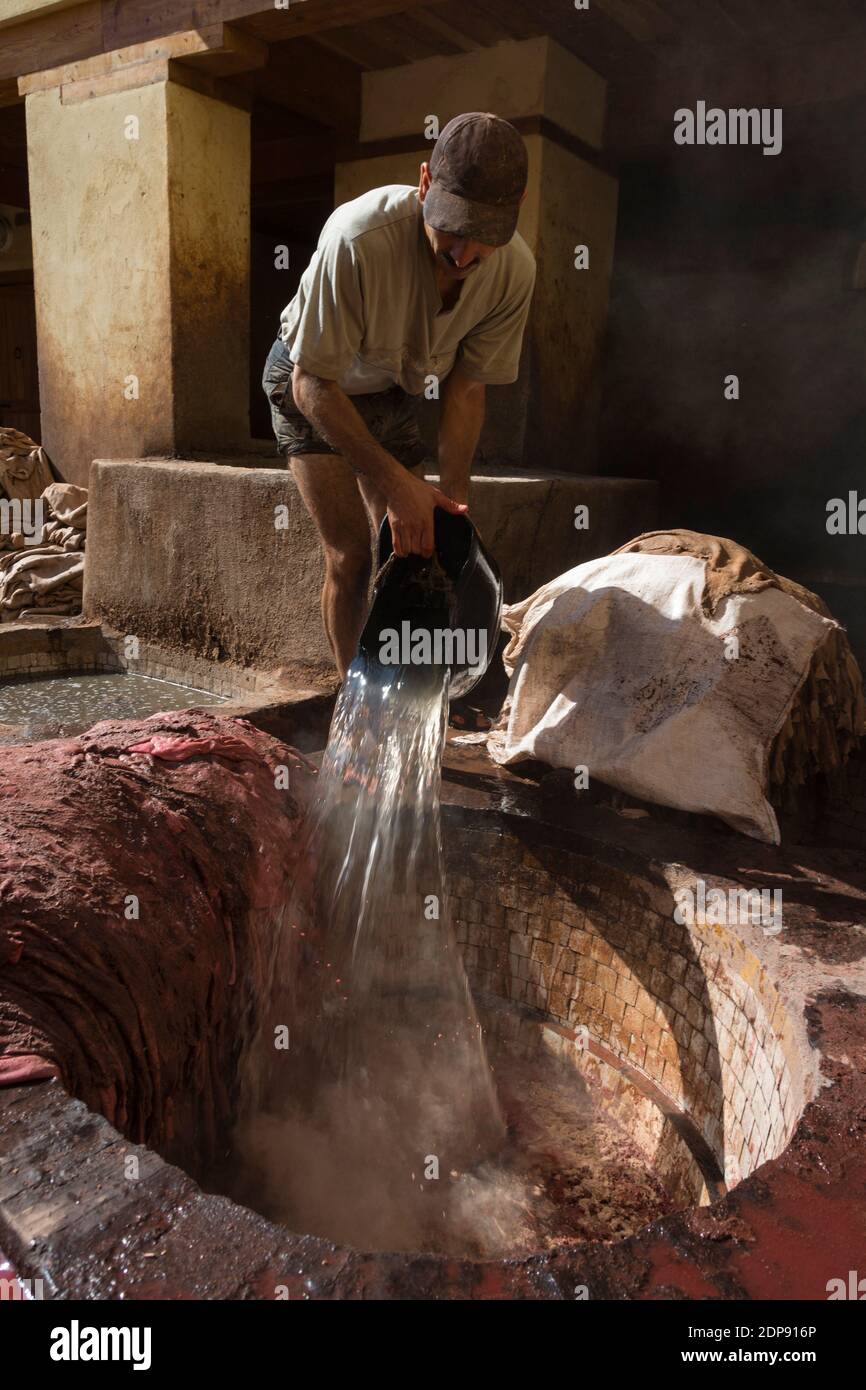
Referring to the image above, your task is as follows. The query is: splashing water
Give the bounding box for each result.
[234,655,506,1252]
[227,657,677,1257]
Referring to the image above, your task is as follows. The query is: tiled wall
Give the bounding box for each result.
[0,624,117,678]
[0,624,269,699]
[444,817,808,1189]
[476,996,715,1208]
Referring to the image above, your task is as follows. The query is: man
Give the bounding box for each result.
[262,111,536,678]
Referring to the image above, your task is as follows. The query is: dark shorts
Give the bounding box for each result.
[261,336,427,470]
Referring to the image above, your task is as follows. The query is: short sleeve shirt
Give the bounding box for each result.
[279,185,536,396]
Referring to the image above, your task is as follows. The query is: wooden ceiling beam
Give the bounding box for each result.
[0,1,101,84]
[18,24,266,96]
[0,0,434,84]
[410,10,482,53]
[309,30,381,70]
[236,38,361,133]
[230,0,436,46]
[424,2,518,47]
[360,12,451,63]
[464,0,541,43]
[312,20,413,71]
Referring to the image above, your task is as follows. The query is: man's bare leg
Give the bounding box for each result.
[289,453,375,679]
[356,475,388,534]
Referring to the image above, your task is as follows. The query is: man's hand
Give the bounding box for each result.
[386,472,467,557]
[291,367,467,555]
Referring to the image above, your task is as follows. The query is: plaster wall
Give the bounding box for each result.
[25,76,250,484]
[166,80,250,454]
[526,138,619,472]
[359,37,605,150]
[82,458,657,678]
[26,81,174,482]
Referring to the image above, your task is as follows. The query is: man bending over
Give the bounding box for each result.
[262,112,536,678]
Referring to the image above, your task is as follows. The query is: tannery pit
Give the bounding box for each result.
[4,700,860,1301]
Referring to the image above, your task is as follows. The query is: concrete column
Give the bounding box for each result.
[335,37,619,474]
[23,63,250,484]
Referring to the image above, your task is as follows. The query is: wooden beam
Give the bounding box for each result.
[109,1,436,49]
[0,0,432,84]
[310,30,380,70]
[0,1,101,84]
[181,23,268,77]
[426,1,516,47]
[243,37,361,132]
[0,3,75,34]
[411,10,482,53]
[56,58,171,105]
[42,55,250,110]
[360,13,449,63]
[465,0,541,42]
[167,60,254,112]
[312,24,407,71]
[18,23,266,95]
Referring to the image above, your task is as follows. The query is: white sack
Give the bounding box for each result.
[487,552,836,843]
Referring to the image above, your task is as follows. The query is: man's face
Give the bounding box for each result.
[418,163,500,282]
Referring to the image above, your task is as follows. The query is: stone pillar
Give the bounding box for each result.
[335,37,619,475]
[21,38,254,485]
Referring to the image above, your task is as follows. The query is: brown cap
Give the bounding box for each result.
[423,112,528,248]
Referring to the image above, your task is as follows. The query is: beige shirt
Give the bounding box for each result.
[280,184,536,396]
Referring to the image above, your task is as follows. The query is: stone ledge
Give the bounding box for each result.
[82,457,658,677]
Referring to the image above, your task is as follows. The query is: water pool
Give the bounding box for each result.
[0,670,228,738]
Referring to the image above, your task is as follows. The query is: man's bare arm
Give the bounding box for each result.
[438,368,486,506]
[292,367,465,557]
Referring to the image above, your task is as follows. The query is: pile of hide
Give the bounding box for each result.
[489,530,866,843]
[0,428,86,622]
[0,709,317,1177]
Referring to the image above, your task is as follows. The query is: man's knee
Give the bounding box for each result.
[324,545,371,589]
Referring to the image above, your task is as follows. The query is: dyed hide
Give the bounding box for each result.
[0,710,317,1175]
